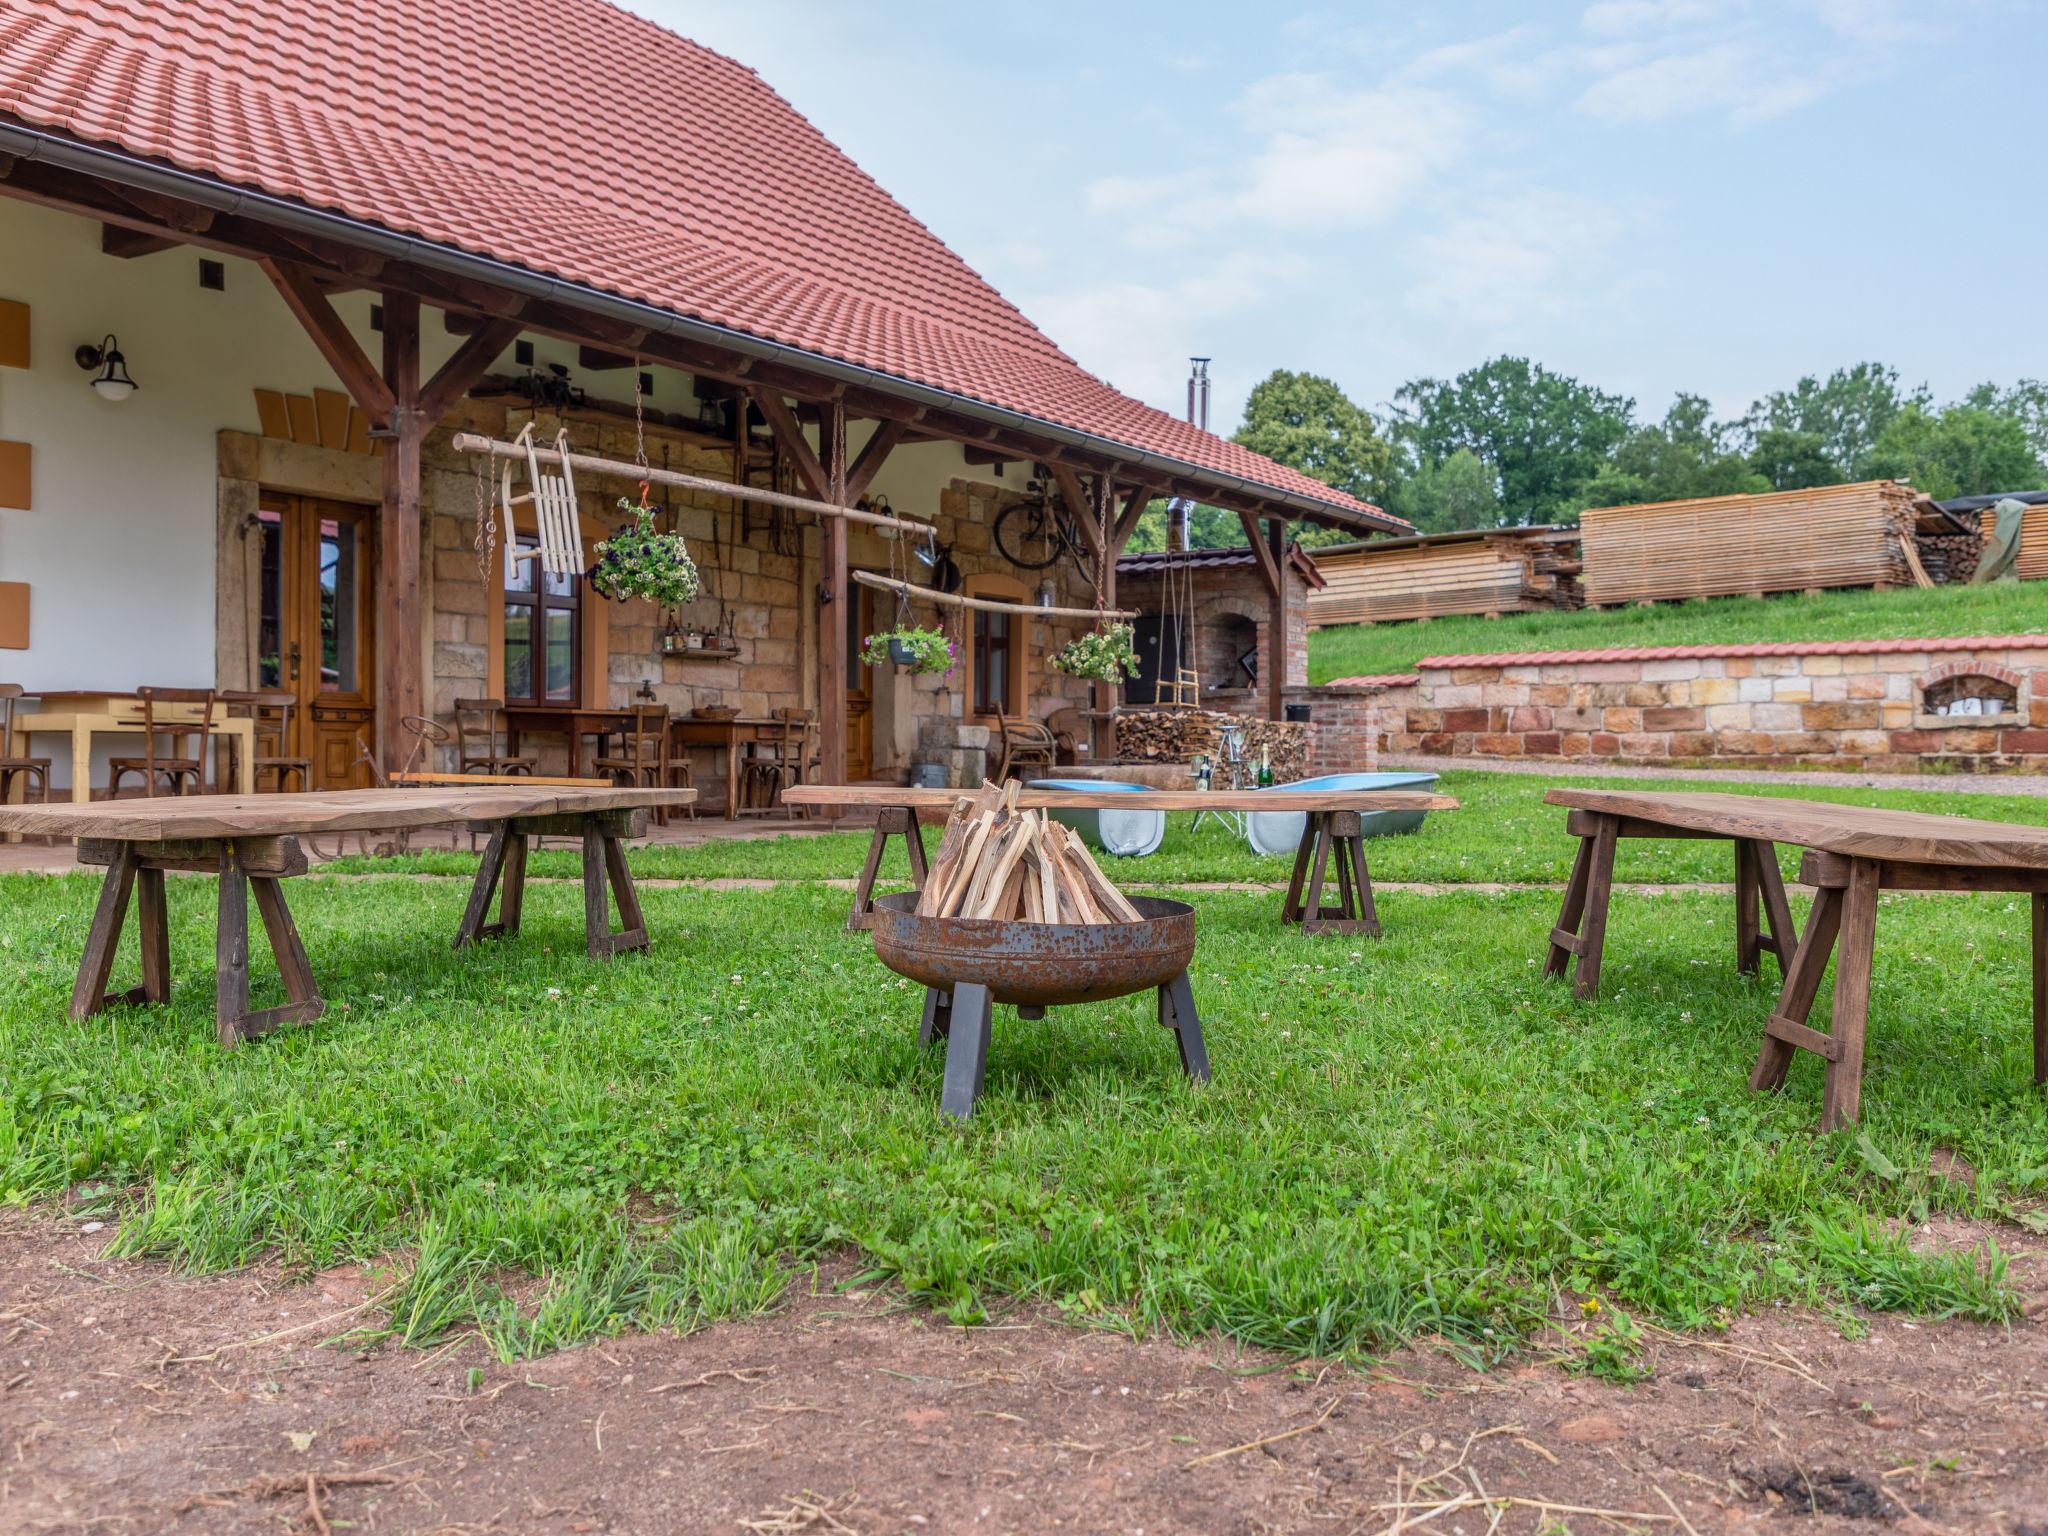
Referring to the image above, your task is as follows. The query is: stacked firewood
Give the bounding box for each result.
[1114,709,1309,780]
[917,782,1143,924]
[1916,532,1981,585]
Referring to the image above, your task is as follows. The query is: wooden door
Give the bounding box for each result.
[845,579,875,781]
[256,494,377,788]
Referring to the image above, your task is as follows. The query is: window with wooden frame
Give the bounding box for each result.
[964,573,1029,720]
[502,532,582,705]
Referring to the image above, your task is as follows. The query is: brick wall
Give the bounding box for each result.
[1378,638,2048,771]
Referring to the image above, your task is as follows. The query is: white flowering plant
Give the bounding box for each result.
[1051,622,1139,684]
[588,497,700,606]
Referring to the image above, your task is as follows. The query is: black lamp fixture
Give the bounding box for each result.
[75,334,138,401]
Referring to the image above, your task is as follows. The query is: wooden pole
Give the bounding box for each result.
[448,432,931,535]
[1091,473,1118,759]
[379,292,424,774]
[1267,515,1289,722]
[819,398,849,790]
[851,571,1133,621]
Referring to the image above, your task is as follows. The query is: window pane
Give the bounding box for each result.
[544,608,576,701]
[318,517,359,693]
[504,602,534,703]
[256,510,283,688]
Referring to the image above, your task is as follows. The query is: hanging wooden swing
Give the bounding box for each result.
[497,422,587,580]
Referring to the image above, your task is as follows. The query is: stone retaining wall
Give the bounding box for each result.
[1374,637,2048,771]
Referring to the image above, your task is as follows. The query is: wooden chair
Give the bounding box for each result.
[991,715,1056,783]
[741,709,813,816]
[222,689,313,793]
[453,697,538,776]
[0,685,50,809]
[108,687,217,797]
[593,705,691,823]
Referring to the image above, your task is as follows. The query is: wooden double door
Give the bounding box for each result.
[257,494,377,788]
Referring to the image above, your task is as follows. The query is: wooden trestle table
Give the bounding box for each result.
[0,785,694,1047]
[1543,787,2048,1130]
[781,783,1459,936]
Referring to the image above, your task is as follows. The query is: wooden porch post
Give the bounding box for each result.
[378,292,424,771]
[1238,510,1288,722]
[818,399,849,788]
[1090,473,1118,759]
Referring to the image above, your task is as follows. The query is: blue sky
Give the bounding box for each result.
[648,1,2044,435]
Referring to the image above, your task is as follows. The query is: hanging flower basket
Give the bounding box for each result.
[588,496,700,606]
[1051,622,1139,685]
[862,625,954,675]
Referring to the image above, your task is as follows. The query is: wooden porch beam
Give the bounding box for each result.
[746,385,831,502]
[1047,463,1104,561]
[844,419,906,506]
[818,398,849,795]
[110,185,214,235]
[417,316,524,426]
[1114,485,1161,551]
[1237,509,1282,598]
[99,223,178,259]
[260,258,396,424]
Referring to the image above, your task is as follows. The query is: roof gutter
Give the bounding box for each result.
[0,123,1404,535]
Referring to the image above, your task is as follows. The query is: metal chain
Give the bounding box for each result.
[471,447,496,580]
[1093,476,1110,614]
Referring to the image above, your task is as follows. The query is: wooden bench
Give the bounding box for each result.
[782,783,1459,937]
[0,785,694,1046]
[1544,788,2048,1130]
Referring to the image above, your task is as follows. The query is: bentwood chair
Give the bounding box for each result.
[992,715,1057,783]
[222,689,313,793]
[740,709,813,816]
[108,687,218,797]
[0,685,50,808]
[593,704,692,823]
[452,697,538,776]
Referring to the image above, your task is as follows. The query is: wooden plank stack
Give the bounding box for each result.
[1578,480,1917,606]
[918,782,1144,924]
[1307,526,1581,627]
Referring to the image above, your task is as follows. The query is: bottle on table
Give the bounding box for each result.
[1257,745,1273,787]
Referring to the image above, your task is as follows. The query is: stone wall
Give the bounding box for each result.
[1378,637,2048,771]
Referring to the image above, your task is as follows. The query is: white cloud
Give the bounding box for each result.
[1575,41,1834,124]
[1406,190,1629,331]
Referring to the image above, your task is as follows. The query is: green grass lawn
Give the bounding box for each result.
[326,767,2048,890]
[3,840,2040,1368]
[1308,581,2048,683]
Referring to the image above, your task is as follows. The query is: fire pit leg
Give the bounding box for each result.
[919,986,952,1045]
[938,982,993,1121]
[1157,972,1209,1082]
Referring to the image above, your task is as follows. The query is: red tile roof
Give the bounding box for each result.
[0,0,1403,531]
[1417,635,2048,669]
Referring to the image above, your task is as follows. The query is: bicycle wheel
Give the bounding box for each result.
[993,501,1062,570]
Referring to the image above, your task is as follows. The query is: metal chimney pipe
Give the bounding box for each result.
[1188,357,1211,433]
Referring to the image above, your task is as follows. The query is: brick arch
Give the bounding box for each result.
[1921,659,2025,691]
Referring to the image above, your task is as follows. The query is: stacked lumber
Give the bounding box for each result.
[2015,504,2048,582]
[919,782,1143,924]
[1579,481,1916,605]
[1307,527,1581,627]
[1114,710,1308,780]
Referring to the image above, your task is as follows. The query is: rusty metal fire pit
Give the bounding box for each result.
[866,892,1207,1119]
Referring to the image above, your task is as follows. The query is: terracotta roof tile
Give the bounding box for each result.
[0,0,1403,530]
[1416,635,2048,669]
[1323,673,1421,688]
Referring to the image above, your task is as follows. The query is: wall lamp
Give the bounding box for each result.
[75,334,138,401]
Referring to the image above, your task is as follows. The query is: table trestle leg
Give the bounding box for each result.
[1749,882,1846,1097]
[216,844,326,1046]
[70,843,143,1020]
[2034,892,2048,1091]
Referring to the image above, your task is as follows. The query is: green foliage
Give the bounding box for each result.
[1382,447,1501,533]
[1741,361,1915,483]
[1745,426,1843,491]
[1050,621,1140,683]
[1233,370,1394,508]
[1964,379,2048,461]
[1394,357,1633,524]
[1123,498,1247,554]
[860,625,956,676]
[1577,395,1768,510]
[1863,402,2045,501]
[1309,580,2048,684]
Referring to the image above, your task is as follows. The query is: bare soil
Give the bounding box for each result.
[4,1213,2045,1535]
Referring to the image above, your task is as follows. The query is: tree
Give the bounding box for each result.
[1393,356,1633,523]
[1578,394,1768,509]
[1232,370,1394,509]
[1383,448,1500,533]
[1963,379,2048,463]
[1863,403,2044,501]
[1745,427,1841,491]
[1740,361,1916,482]
[1122,497,1245,553]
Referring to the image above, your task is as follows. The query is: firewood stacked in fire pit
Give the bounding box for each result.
[917,782,1143,924]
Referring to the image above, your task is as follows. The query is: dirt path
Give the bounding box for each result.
[5,1215,2045,1535]
[1384,754,2048,797]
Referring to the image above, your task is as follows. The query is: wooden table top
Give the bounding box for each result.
[1546,788,2048,868]
[0,786,697,842]
[784,784,1458,814]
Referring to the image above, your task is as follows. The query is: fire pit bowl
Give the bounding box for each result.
[866,892,1195,1008]
[866,892,1208,1119]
